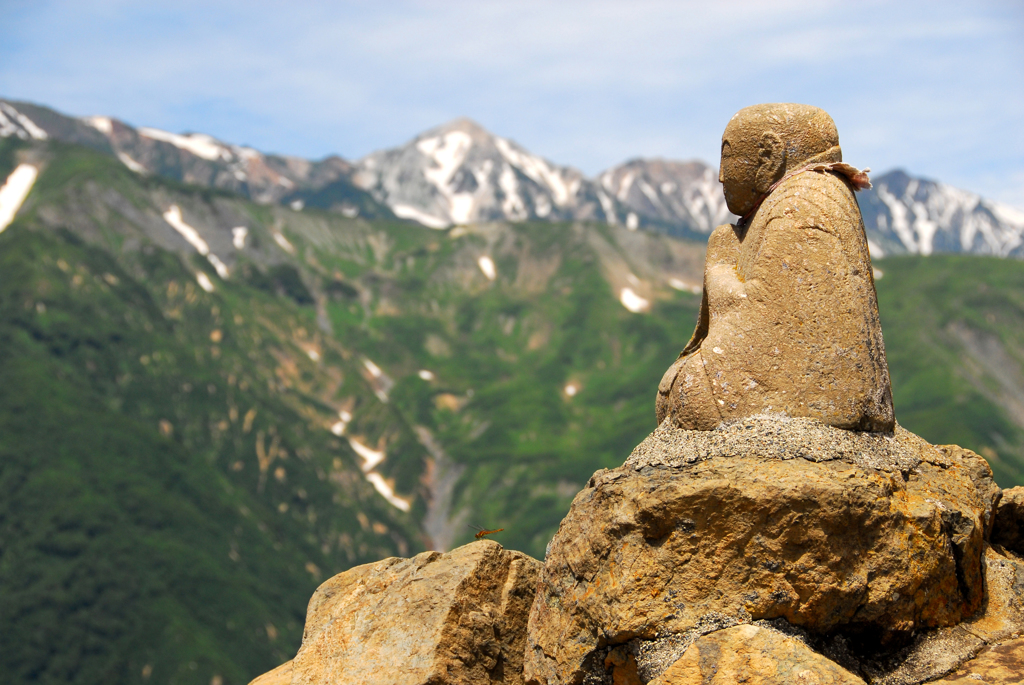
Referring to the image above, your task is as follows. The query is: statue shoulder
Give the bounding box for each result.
[761,172,861,231]
[706,223,742,264]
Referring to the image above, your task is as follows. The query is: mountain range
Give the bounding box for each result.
[3,96,1024,684]
[3,97,1023,257]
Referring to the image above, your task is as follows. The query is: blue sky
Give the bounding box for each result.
[2,0,1023,205]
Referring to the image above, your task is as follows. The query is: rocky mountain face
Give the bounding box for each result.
[861,169,1024,258]
[596,158,735,238]
[351,118,620,228]
[6,96,1023,258]
[0,98,393,219]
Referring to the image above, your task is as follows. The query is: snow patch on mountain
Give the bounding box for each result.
[272,232,296,254]
[364,472,411,512]
[83,116,114,135]
[0,103,47,140]
[393,204,448,229]
[162,205,229,278]
[478,255,496,281]
[139,127,231,161]
[116,152,147,174]
[196,272,215,293]
[619,287,650,313]
[494,137,572,206]
[0,164,39,233]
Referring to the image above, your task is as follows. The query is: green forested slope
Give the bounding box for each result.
[0,221,421,684]
[2,135,1024,685]
[875,255,1024,487]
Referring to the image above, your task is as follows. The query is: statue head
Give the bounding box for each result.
[720,103,842,217]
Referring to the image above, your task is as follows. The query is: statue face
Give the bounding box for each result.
[719,126,760,217]
[719,104,842,219]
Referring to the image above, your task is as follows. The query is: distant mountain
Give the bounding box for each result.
[860,169,1024,258]
[4,96,1024,259]
[351,118,622,228]
[596,158,735,238]
[0,98,393,219]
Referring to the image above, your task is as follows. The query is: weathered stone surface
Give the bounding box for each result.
[657,103,893,434]
[929,637,1024,683]
[797,546,1024,684]
[859,624,985,685]
[248,660,291,685]
[649,624,865,684]
[292,540,541,685]
[992,486,1024,554]
[962,546,1024,645]
[523,417,999,685]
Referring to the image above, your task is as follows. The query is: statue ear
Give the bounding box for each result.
[755,131,785,193]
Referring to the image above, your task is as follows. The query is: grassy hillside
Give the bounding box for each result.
[875,255,1024,487]
[2,135,1024,684]
[0,144,425,682]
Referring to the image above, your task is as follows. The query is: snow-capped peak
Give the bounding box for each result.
[597,158,735,236]
[352,118,613,228]
[858,170,1024,258]
[5,96,1023,259]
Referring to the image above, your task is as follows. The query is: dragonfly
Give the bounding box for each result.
[468,524,504,539]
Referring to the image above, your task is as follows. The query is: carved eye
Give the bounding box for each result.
[721,141,732,157]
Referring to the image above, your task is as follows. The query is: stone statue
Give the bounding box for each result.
[656,103,894,432]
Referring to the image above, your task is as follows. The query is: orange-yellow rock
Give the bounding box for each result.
[523,417,1000,685]
[929,637,1024,684]
[292,540,540,685]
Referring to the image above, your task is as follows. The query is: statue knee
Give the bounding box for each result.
[656,352,721,430]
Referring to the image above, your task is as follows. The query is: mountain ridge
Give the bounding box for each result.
[5,96,1024,258]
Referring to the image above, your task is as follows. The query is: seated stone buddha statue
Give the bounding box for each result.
[656,103,895,432]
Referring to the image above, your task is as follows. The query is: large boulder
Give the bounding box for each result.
[524,416,1000,685]
[291,540,541,685]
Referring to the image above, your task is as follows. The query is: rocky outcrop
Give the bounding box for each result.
[523,416,1002,685]
[290,540,540,685]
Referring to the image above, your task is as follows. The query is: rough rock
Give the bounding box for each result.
[657,103,893,433]
[929,637,1024,683]
[291,540,541,685]
[962,546,1024,645]
[523,416,1000,685]
[992,486,1024,554]
[649,624,865,684]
